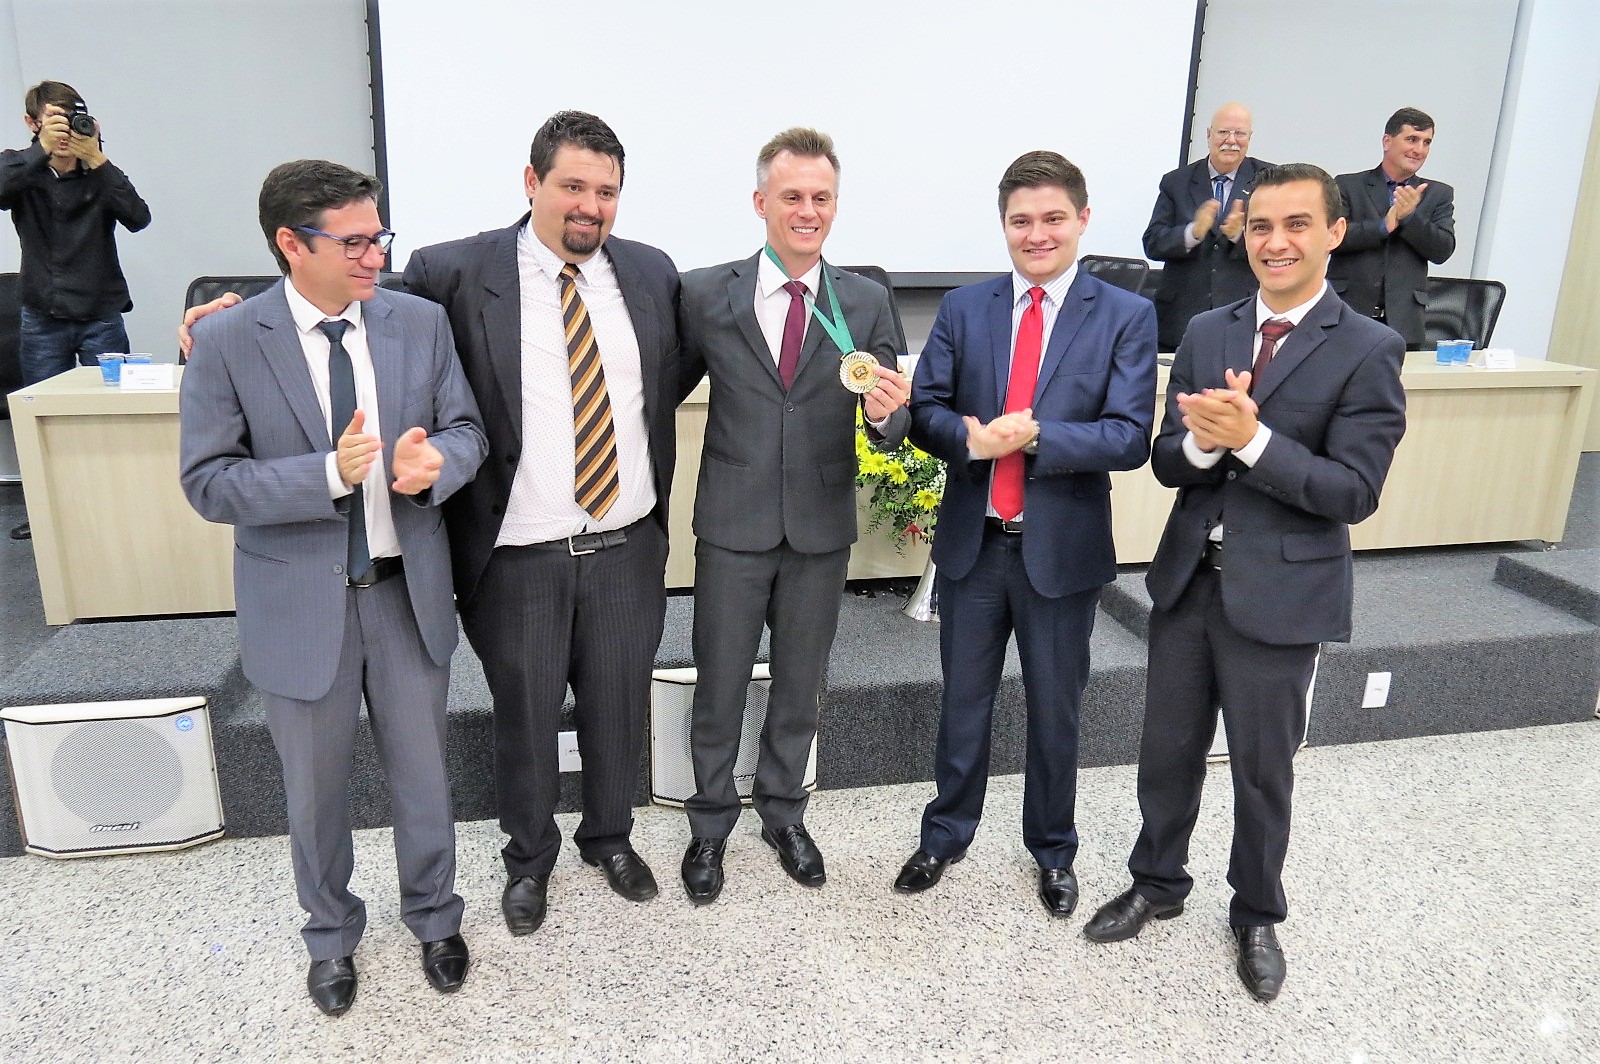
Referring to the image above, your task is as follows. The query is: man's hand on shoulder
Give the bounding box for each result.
[179,292,244,357]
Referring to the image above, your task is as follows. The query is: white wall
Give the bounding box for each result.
[1476,0,1600,359]
[0,0,374,358]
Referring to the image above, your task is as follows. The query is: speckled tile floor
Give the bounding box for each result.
[2,721,1596,1063]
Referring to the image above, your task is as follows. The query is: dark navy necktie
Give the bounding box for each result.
[318,319,371,582]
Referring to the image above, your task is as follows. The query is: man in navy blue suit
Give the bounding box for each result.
[893,152,1158,916]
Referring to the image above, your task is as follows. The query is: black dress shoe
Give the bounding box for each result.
[1038,867,1079,918]
[8,522,29,541]
[307,955,357,1016]
[761,823,825,887]
[1082,886,1185,943]
[1233,924,1286,1002]
[421,933,470,993]
[681,837,726,906]
[582,850,660,901]
[892,848,965,894]
[502,874,549,935]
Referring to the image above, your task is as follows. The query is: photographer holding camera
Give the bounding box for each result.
[1,79,150,539]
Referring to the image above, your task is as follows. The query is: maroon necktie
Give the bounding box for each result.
[778,280,808,389]
[1251,317,1295,392]
[991,286,1045,520]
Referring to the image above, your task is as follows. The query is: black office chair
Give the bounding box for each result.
[0,274,21,404]
[839,264,908,354]
[1139,266,1162,303]
[1079,255,1150,295]
[1424,276,1506,349]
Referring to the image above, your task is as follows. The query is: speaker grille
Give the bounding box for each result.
[51,719,184,826]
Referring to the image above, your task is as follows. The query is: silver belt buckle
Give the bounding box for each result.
[567,534,597,557]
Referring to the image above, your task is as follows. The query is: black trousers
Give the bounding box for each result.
[461,520,667,878]
[1129,565,1318,925]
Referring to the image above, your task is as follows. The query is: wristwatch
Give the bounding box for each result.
[1021,420,1042,455]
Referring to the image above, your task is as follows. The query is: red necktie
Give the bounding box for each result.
[1251,317,1295,392]
[991,286,1045,520]
[777,280,808,389]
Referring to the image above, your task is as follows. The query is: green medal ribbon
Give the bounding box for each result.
[763,244,855,354]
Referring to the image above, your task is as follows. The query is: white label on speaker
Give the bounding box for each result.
[558,730,582,773]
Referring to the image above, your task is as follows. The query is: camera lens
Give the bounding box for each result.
[70,113,96,137]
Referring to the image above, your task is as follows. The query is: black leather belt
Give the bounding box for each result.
[348,556,404,588]
[528,526,631,557]
[985,517,1024,535]
[1203,540,1224,570]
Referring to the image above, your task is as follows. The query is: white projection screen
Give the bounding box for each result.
[375,0,1200,275]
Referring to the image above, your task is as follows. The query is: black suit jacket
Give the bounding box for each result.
[1328,167,1456,348]
[676,253,907,555]
[1142,157,1271,351]
[403,216,681,601]
[1144,288,1406,646]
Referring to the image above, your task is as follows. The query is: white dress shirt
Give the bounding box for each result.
[498,224,654,544]
[283,279,399,560]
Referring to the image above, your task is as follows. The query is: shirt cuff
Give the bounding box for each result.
[866,412,890,433]
[326,451,352,499]
[1183,224,1202,250]
[1233,424,1273,467]
[1182,431,1226,468]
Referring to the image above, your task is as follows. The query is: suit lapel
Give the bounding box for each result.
[1036,272,1094,390]
[987,278,1015,413]
[728,254,783,389]
[255,283,331,449]
[1364,168,1390,220]
[796,263,844,379]
[1189,160,1214,213]
[1253,288,1341,404]
[364,290,404,457]
[609,238,666,429]
[479,225,524,446]
[1223,300,1257,387]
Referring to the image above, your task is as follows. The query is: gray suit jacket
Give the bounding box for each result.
[677,254,909,555]
[1328,167,1456,348]
[179,282,487,701]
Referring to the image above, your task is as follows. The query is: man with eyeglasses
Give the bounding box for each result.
[179,159,487,1017]
[1143,103,1272,351]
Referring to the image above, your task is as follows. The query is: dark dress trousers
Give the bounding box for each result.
[403,218,681,878]
[910,271,1157,868]
[180,282,488,959]
[1131,287,1406,925]
[676,254,908,837]
[1328,167,1456,348]
[1143,157,1271,351]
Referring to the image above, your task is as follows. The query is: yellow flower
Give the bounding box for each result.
[859,451,891,476]
[914,489,941,510]
[886,463,909,484]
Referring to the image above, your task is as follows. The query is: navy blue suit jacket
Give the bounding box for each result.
[911,271,1157,598]
[1144,288,1407,645]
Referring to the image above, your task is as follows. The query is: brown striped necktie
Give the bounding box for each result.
[559,263,620,520]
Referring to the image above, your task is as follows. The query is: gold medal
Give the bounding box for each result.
[839,351,879,394]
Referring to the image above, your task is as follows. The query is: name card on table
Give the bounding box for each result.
[1468,349,1517,371]
[120,364,177,390]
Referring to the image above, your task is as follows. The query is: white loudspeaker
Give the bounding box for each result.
[2,696,225,858]
[649,664,819,807]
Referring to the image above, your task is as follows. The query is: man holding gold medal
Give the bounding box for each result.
[675,127,910,904]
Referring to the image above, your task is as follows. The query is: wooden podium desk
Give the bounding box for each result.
[8,367,234,624]
[11,357,1591,618]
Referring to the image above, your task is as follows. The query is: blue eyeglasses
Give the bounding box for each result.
[295,226,396,259]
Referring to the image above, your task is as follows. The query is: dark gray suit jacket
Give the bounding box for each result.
[1144,287,1406,645]
[676,254,909,555]
[1142,157,1271,351]
[403,217,681,602]
[1328,167,1456,348]
[179,282,487,701]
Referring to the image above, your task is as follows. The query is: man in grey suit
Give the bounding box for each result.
[1329,107,1455,348]
[180,160,487,1016]
[675,128,910,904]
[1082,163,1406,1002]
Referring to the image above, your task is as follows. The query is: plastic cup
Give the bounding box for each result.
[96,353,125,386]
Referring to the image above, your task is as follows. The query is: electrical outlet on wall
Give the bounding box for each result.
[1362,672,1392,709]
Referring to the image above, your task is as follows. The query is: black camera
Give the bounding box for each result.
[68,98,96,138]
